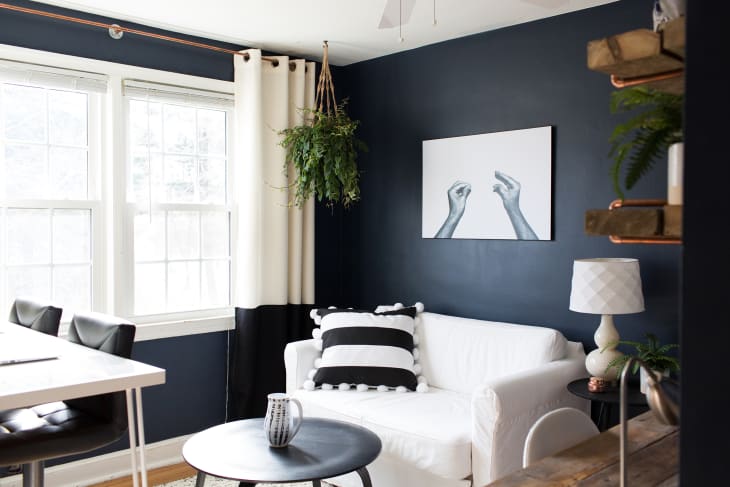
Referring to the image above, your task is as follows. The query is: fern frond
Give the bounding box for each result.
[607,87,683,198]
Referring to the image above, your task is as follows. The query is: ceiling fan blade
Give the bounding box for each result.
[378,0,417,29]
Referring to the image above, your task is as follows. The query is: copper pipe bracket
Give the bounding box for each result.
[610,69,683,89]
[607,199,681,244]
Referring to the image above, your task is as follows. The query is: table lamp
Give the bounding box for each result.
[569,258,645,382]
[620,356,679,487]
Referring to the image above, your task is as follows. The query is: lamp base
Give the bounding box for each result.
[586,347,623,381]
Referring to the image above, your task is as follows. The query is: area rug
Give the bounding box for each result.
[158,476,335,486]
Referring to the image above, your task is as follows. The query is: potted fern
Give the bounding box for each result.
[602,332,679,393]
[608,86,683,201]
[278,42,367,209]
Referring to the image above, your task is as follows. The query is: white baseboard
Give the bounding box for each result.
[0,434,193,487]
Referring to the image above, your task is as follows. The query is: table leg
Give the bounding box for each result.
[355,468,373,487]
[311,480,321,487]
[195,472,206,487]
[134,387,149,487]
[125,389,140,487]
[596,402,607,431]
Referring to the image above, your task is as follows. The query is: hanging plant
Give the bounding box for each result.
[278,41,367,208]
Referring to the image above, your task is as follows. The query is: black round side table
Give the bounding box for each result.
[567,377,647,431]
[183,417,382,487]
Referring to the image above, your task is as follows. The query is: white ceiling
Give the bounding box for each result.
[30,0,617,66]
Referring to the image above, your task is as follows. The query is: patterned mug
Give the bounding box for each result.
[263,393,303,447]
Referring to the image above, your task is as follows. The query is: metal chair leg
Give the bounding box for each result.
[22,461,43,487]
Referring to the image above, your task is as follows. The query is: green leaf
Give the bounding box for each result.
[278,99,367,208]
[607,87,683,199]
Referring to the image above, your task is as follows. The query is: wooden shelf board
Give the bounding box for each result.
[587,17,685,93]
[584,204,682,240]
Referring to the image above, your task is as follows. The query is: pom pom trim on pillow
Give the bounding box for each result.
[304,302,429,393]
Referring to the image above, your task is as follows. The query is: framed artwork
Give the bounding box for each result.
[422,126,552,240]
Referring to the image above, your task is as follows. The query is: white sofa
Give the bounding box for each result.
[284,311,589,487]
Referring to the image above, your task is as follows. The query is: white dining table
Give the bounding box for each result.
[0,322,166,487]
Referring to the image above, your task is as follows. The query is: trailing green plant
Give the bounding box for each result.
[609,86,683,200]
[279,99,367,208]
[277,41,367,209]
[602,332,679,380]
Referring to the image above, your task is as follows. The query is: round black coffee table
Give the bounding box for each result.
[567,378,647,431]
[182,417,382,487]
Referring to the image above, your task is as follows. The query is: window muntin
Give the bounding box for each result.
[0,77,98,319]
[126,93,232,316]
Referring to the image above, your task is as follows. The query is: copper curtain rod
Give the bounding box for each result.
[0,2,292,67]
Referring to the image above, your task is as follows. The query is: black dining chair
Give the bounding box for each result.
[0,312,136,487]
[8,297,63,337]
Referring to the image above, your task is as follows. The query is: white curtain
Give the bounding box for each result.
[233,49,316,308]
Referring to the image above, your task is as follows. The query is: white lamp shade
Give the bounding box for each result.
[569,258,645,315]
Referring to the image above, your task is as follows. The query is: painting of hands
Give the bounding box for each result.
[423,126,551,240]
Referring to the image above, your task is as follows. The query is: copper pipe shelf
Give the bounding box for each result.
[587,17,685,95]
[584,199,682,245]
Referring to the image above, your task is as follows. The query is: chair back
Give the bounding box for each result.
[65,312,136,433]
[8,297,62,336]
[522,407,599,467]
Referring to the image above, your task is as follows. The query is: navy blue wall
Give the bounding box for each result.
[323,0,681,354]
[680,1,730,483]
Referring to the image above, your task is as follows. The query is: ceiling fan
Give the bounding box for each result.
[377,0,570,31]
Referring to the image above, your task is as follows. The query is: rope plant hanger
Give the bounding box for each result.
[279,41,367,209]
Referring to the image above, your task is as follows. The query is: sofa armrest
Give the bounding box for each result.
[284,339,319,394]
[471,343,589,486]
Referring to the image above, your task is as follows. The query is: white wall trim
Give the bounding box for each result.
[0,43,233,93]
[0,434,193,487]
[134,314,235,341]
[56,314,235,341]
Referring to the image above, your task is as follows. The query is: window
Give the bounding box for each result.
[0,57,234,328]
[0,63,104,320]
[124,81,233,316]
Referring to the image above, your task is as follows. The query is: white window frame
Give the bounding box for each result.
[0,74,106,320]
[121,83,235,321]
[0,44,236,339]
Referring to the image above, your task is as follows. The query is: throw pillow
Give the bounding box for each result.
[303,302,428,393]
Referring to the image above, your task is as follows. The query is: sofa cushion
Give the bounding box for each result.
[292,386,472,481]
[307,306,427,392]
[418,312,567,393]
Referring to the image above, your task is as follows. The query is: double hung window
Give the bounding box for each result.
[124,81,233,316]
[0,59,234,326]
[0,62,105,320]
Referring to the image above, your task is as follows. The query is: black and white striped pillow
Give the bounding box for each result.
[303,303,428,393]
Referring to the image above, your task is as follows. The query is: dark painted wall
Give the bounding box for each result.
[324,0,681,356]
[681,1,730,484]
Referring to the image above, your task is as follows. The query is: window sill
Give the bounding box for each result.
[58,314,235,341]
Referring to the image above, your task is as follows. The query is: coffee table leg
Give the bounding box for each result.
[355,468,372,487]
[194,472,206,487]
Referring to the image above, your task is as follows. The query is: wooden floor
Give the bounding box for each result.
[89,462,197,487]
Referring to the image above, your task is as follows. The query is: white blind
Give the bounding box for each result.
[123,79,234,108]
[0,59,108,93]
